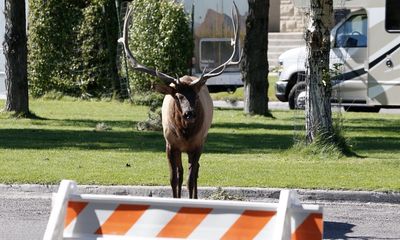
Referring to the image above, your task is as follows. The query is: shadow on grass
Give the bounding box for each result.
[1,110,48,120]
[1,117,398,154]
[0,113,297,153]
[212,122,303,131]
[206,132,293,153]
[30,118,138,130]
[351,136,400,151]
[344,118,400,132]
[0,128,164,151]
[0,127,294,154]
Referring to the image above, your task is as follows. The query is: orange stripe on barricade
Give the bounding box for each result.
[292,213,323,240]
[157,207,212,238]
[95,204,149,235]
[65,201,88,228]
[221,210,276,240]
[46,181,324,240]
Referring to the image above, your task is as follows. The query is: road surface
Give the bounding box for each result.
[215,100,400,114]
[1,191,399,240]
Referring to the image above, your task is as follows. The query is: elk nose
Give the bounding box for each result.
[183,111,196,120]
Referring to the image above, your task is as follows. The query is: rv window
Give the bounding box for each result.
[386,0,400,32]
[199,39,240,71]
[335,14,367,48]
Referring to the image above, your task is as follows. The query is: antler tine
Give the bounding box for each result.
[118,7,178,85]
[199,66,208,79]
[191,2,241,86]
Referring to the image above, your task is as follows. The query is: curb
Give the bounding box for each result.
[0,184,399,204]
[213,101,289,110]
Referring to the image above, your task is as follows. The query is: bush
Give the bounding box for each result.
[28,1,82,96]
[73,1,119,98]
[125,0,193,131]
[127,0,193,93]
[28,0,119,98]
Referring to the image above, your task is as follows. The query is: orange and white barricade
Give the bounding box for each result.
[43,180,323,240]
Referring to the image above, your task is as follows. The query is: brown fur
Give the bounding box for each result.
[159,76,213,198]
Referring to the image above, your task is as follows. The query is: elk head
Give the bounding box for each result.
[153,76,201,124]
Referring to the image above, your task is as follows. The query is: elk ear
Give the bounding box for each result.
[153,84,176,95]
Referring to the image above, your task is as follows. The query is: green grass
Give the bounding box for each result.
[0,98,399,191]
[211,75,278,102]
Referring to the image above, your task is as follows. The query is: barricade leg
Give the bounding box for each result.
[43,180,77,240]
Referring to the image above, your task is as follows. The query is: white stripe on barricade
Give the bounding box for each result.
[43,180,323,240]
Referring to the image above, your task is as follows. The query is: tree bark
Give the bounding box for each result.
[3,0,29,115]
[305,0,334,143]
[241,0,269,116]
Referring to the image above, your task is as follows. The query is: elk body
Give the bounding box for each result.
[156,77,213,198]
[119,3,240,198]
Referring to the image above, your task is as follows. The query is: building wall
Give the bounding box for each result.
[280,0,307,32]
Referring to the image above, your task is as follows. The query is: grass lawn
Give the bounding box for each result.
[0,98,399,191]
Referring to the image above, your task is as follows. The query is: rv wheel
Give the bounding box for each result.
[288,82,307,110]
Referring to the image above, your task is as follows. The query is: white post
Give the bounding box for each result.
[43,180,77,240]
[274,190,302,240]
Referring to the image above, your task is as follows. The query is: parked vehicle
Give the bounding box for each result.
[181,0,247,93]
[275,0,400,112]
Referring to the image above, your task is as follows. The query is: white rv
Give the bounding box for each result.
[181,0,247,93]
[275,0,400,111]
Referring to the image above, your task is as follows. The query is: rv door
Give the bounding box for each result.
[330,10,368,104]
[367,1,400,106]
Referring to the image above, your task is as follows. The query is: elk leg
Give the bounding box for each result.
[177,156,184,198]
[167,144,182,198]
[188,150,201,199]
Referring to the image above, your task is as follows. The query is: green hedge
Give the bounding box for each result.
[28,0,119,98]
[28,0,192,98]
[127,0,193,93]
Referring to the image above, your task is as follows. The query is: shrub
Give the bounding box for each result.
[73,0,119,98]
[28,1,83,96]
[127,0,193,93]
[125,0,193,131]
[28,0,119,98]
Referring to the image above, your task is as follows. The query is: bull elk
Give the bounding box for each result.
[119,3,241,199]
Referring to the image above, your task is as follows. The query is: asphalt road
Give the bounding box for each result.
[215,100,400,114]
[1,191,399,240]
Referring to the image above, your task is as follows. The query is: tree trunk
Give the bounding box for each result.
[3,0,29,115]
[241,0,269,116]
[305,0,333,143]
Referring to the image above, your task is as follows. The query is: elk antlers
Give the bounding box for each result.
[118,2,241,86]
